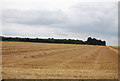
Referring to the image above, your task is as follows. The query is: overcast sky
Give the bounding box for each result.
[1,0,118,46]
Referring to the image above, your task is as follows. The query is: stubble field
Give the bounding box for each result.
[2,41,119,79]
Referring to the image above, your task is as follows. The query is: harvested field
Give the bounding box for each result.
[2,41,118,79]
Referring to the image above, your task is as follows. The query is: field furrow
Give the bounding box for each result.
[2,42,118,79]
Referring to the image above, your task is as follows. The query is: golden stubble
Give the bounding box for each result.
[2,41,118,79]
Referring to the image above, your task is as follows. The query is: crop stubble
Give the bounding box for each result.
[2,42,118,79]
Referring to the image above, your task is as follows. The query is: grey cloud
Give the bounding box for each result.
[2,2,118,46]
[3,5,117,37]
[63,2,118,36]
[2,9,67,25]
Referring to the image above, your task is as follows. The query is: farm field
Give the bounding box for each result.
[2,41,119,79]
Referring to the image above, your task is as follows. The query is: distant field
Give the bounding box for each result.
[2,41,118,79]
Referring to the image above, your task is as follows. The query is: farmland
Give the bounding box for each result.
[2,41,118,79]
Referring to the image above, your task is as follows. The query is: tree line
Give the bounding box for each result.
[1,36,106,46]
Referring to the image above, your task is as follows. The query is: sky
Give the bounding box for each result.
[1,0,119,46]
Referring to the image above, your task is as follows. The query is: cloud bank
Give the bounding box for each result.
[2,1,118,46]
